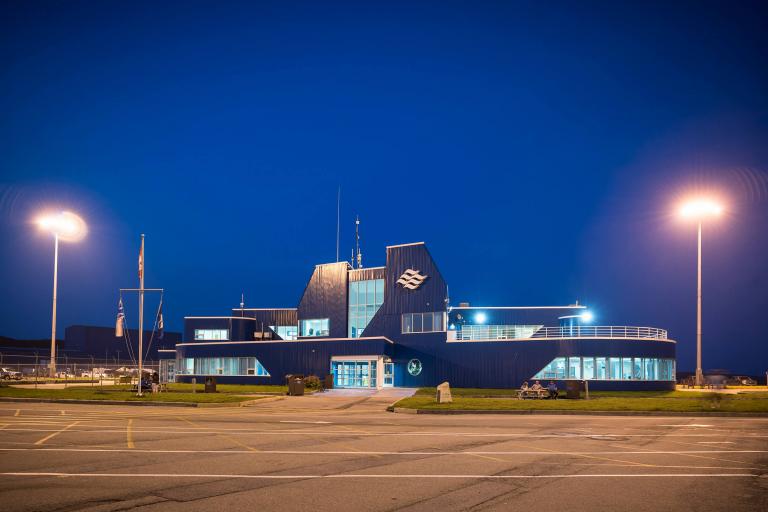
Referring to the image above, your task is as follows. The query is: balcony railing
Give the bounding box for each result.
[451,325,669,342]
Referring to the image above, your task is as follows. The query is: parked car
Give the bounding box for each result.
[728,376,757,386]
[0,368,23,380]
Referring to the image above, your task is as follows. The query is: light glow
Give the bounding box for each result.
[474,312,487,324]
[679,199,723,219]
[581,311,594,323]
[36,211,87,242]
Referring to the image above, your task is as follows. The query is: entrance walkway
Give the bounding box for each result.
[244,387,417,414]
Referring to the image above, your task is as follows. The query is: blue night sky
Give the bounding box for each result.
[1,1,767,373]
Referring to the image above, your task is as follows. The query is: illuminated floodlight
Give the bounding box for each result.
[581,311,594,323]
[679,199,723,219]
[36,211,87,242]
[474,312,487,324]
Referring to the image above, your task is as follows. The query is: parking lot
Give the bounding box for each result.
[0,390,767,511]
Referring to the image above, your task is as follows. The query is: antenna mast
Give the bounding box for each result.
[355,215,362,269]
[336,186,341,262]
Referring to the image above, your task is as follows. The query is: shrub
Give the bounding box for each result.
[304,375,322,390]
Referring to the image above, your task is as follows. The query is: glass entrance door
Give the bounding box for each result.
[383,363,394,387]
[331,359,378,388]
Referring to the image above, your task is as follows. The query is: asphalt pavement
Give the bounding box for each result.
[0,388,766,511]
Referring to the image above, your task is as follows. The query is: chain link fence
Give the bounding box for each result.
[0,352,160,386]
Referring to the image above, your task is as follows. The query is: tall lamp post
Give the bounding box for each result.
[36,211,87,377]
[679,199,723,387]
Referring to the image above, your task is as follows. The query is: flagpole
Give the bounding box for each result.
[137,234,145,397]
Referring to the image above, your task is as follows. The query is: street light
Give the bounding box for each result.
[678,198,723,387]
[36,211,87,377]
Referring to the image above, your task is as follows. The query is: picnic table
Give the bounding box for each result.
[517,388,549,400]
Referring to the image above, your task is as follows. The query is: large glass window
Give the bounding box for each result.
[193,329,229,341]
[348,279,384,338]
[177,357,269,376]
[402,312,446,333]
[533,357,676,381]
[300,318,329,337]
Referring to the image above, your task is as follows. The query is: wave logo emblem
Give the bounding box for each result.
[397,269,428,290]
[407,359,422,376]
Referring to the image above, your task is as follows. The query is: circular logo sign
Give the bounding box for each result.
[407,358,422,376]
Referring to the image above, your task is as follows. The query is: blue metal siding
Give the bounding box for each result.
[297,262,349,338]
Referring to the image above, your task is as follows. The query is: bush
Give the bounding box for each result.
[304,375,322,390]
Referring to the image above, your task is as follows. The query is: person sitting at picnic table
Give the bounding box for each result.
[547,381,558,399]
[530,380,543,391]
[520,381,529,392]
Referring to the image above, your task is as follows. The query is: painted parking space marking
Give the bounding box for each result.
[33,421,80,446]
[279,420,332,424]
[0,472,760,480]
[2,427,767,438]
[0,447,765,455]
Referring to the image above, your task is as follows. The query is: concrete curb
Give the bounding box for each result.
[389,407,768,417]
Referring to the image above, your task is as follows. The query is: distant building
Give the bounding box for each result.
[163,242,676,390]
[65,325,180,362]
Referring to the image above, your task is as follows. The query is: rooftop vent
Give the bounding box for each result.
[459,302,470,308]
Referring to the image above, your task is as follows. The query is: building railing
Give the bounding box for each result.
[451,325,669,341]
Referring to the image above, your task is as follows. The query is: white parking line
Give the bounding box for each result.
[0,472,759,479]
[0,447,764,455]
[33,421,80,446]
[279,420,332,424]
[1,427,766,438]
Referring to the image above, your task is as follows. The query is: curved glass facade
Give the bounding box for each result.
[532,356,675,381]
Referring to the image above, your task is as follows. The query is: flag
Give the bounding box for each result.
[157,302,164,340]
[115,298,124,337]
[138,242,144,280]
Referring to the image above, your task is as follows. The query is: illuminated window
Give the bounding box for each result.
[176,357,269,376]
[401,312,446,333]
[300,318,329,337]
[193,329,229,341]
[348,279,384,338]
[533,357,676,381]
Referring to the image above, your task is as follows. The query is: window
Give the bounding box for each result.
[401,312,446,333]
[533,357,566,380]
[193,329,229,341]
[609,357,621,380]
[533,357,676,381]
[568,357,582,379]
[176,357,269,376]
[300,318,329,337]
[622,358,633,380]
[595,357,607,379]
[583,357,595,379]
[270,325,298,341]
[349,279,384,338]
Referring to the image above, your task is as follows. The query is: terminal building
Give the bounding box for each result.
[162,242,676,390]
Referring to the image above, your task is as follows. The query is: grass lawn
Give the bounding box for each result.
[164,383,293,394]
[396,388,768,413]
[0,385,267,404]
